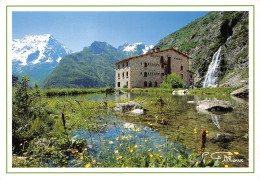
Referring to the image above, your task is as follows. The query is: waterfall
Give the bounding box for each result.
[203,47,222,88]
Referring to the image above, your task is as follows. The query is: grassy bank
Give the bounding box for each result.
[42,87,114,96]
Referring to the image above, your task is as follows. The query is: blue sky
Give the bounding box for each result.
[13,11,209,52]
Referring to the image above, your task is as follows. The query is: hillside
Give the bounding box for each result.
[155,11,249,87]
[43,41,127,88]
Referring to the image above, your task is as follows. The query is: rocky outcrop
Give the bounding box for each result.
[114,101,146,112]
[196,100,233,112]
[231,86,249,97]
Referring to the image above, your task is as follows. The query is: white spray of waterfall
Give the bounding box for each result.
[203,47,222,88]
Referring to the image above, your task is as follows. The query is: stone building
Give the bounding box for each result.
[115,48,195,89]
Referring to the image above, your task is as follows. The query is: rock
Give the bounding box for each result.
[187,101,195,104]
[231,86,249,97]
[114,101,146,112]
[196,100,233,112]
[17,157,27,161]
[115,89,126,95]
[208,132,235,143]
[131,109,144,115]
[172,90,187,95]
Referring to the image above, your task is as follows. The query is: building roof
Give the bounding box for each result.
[115,48,192,65]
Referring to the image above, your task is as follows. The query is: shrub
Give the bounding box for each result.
[160,73,186,89]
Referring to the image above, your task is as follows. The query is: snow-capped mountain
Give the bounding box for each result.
[12,34,73,85]
[118,43,154,57]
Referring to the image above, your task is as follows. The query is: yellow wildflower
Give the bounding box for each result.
[78,153,83,156]
[117,156,122,160]
[234,152,239,155]
[130,149,133,153]
[114,150,119,154]
[139,145,142,147]
[133,145,137,148]
[84,148,87,151]
[150,154,153,157]
[116,137,119,141]
[109,141,113,144]
[145,139,148,142]
[80,156,83,160]
[85,163,91,168]
[158,149,161,152]
[225,164,228,168]
[93,159,96,163]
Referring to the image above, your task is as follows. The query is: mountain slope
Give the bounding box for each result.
[155,11,249,87]
[43,41,127,88]
[12,34,73,85]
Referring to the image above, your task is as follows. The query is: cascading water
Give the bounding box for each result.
[203,47,222,88]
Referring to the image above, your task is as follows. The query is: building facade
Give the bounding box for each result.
[115,48,195,89]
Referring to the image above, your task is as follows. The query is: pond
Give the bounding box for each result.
[63,92,248,168]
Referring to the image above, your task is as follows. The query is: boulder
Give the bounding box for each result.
[115,89,126,95]
[231,86,249,97]
[131,109,144,115]
[196,100,233,112]
[208,132,235,143]
[114,101,146,112]
[172,90,187,95]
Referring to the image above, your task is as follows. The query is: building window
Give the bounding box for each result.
[149,81,152,87]
[181,65,183,71]
[117,82,120,87]
[126,81,128,87]
[126,71,128,78]
[160,56,164,63]
[181,74,183,79]
[123,63,124,68]
[127,62,128,67]
[144,63,147,67]
[155,82,158,87]
[190,74,193,79]
[122,72,124,79]
[144,81,147,87]
[161,73,164,77]
[118,73,120,79]
[144,72,147,77]
[140,72,142,75]
[118,65,120,69]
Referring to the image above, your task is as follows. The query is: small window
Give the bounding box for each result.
[144,63,147,67]
[190,74,193,79]
[144,81,147,87]
[117,82,120,87]
[127,62,129,67]
[144,72,147,77]
[118,73,120,79]
[161,73,164,76]
[123,63,124,68]
[140,72,142,75]
[122,72,124,79]
[181,74,183,79]
[149,81,152,87]
[126,81,128,87]
[118,65,120,69]
[181,65,183,71]
[126,71,128,78]
[155,82,158,87]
